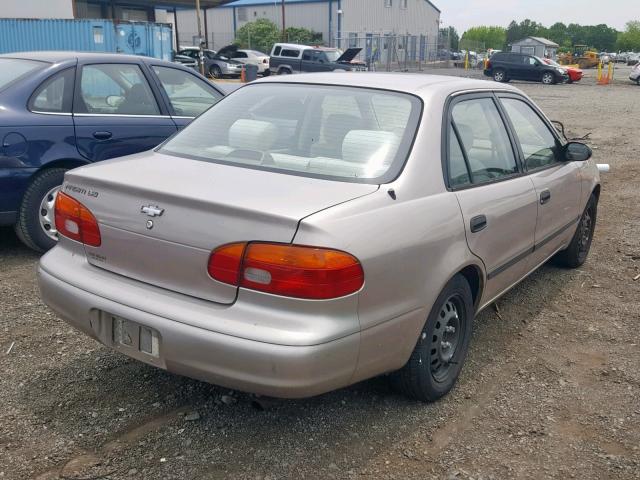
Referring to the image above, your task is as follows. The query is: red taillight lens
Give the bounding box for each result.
[208,242,364,300]
[54,192,101,247]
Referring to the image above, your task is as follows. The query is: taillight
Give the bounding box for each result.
[263,58,268,64]
[208,242,364,300]
[54,192,101,247]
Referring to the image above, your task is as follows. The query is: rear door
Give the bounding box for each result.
[445,93,538,304]
[497,94,582,267]
[149,64,224,129]
[73,61,176,162]
[508,54,525,80]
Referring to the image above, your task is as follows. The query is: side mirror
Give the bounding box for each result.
[564,142,592,162]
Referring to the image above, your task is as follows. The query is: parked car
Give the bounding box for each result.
[38,73,600,402]
[172,53,198,70]
[269,43,367,75]
[178,46,243,78]
[627,53,640,66]
[216,45,270,75]
[485,52,569,84]
[544,58,583,83]
[0,51,224,252]
[630,62,640,85]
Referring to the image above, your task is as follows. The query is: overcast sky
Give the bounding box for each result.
[441,0,639,33]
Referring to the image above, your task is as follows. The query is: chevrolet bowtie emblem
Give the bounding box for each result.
[141,205,164,217]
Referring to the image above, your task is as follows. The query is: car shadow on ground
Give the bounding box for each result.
[14,245,570,478]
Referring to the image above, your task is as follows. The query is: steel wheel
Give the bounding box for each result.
[430,295,465,383]
[576,202,595,261]
[39,185,60,241]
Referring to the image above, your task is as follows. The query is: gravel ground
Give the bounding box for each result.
[1,68,639,480]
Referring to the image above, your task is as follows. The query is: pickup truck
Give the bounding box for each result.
[269,43,366,75]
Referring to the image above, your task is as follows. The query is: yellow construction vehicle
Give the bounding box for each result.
[558,45,599,69]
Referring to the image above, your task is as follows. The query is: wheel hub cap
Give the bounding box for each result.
[39,186,60,241]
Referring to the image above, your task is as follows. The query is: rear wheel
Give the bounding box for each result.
[278,68,291,75]
[14,168,67,252]
[390,274,473,402]
[554,194,597,268]
[542,72,556,85]
[493,69,507,82]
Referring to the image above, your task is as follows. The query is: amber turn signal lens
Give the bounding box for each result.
[208,242,364,300]
[54,192,101,247]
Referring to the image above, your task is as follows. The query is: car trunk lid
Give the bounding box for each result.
[63,151,378,304]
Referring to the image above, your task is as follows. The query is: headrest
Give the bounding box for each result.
[342,130,401,165]
[229,119,277,151]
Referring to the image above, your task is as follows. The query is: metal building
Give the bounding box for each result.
[205,0,441,51]
[511,37,559,60]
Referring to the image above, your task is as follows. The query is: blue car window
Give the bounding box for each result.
[29,68,74,113]
[153,66,222,117]
[76,64,160,116]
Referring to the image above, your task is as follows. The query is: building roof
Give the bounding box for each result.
[514,36,559,47]
[218,0,440,12]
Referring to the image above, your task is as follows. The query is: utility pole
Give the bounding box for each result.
[195,0,205,75]
[281,0,286,41]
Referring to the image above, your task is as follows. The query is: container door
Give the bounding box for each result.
[73,62,176,162]
[115,23,148,56]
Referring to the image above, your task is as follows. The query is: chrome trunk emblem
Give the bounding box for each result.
[141,205,164,217]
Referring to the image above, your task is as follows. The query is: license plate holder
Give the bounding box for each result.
[112,315,160,358]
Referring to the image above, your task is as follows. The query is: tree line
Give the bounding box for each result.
[456,19,640,52]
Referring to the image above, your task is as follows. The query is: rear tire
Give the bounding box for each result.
[554,194,597,268]
[14,168,67,253]
[493,69,507,82]
[390,274,474,402]
[278,68,292,75]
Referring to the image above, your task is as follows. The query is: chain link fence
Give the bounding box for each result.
[332,32,471,72]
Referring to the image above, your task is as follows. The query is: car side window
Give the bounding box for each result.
[153,66,222,117]
[234,52,248,59]
[76,64,160,116]
[451,98,518,184]
[448,123,472,187]
[29,68,74,113]
[281,49,300,58]
[501,98,560,170]
[302,50,312,61]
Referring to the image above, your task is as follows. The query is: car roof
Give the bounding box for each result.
[0,51,177,66]
[254,72,520,99]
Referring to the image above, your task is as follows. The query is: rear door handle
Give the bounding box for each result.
[540,190,551,205]
[92,131,112,140]
[470,215,487,233]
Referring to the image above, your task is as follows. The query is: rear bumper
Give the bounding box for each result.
[37,244,360,398]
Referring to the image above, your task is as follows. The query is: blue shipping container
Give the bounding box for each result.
[0,18,173,60]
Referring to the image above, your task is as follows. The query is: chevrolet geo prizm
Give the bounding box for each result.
[38,73,600,402]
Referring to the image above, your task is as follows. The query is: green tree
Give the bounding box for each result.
[235,19,280,54]
[439,26,459,51]
[616,21,640,51]
[285,26,323,45]
[461,26,506,50]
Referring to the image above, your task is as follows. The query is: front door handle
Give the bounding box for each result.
[540,190,551,205]
[92,131,113,140]
[470,215,487,233]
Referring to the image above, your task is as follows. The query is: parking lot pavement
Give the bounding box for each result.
[1,77,639,480]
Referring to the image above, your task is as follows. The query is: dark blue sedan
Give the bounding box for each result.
[0,51,224,251]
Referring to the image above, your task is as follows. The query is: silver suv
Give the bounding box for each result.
[38,74,600,402]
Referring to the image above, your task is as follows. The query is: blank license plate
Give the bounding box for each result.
[112,316,160,357]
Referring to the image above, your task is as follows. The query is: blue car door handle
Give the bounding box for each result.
[92,131,113,140]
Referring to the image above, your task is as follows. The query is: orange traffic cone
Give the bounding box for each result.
[240,65,246,83]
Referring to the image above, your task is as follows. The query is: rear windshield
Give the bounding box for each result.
[160,83,422,184]
[0,59,46,91]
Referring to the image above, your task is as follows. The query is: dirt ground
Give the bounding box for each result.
[1,68,639,480]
